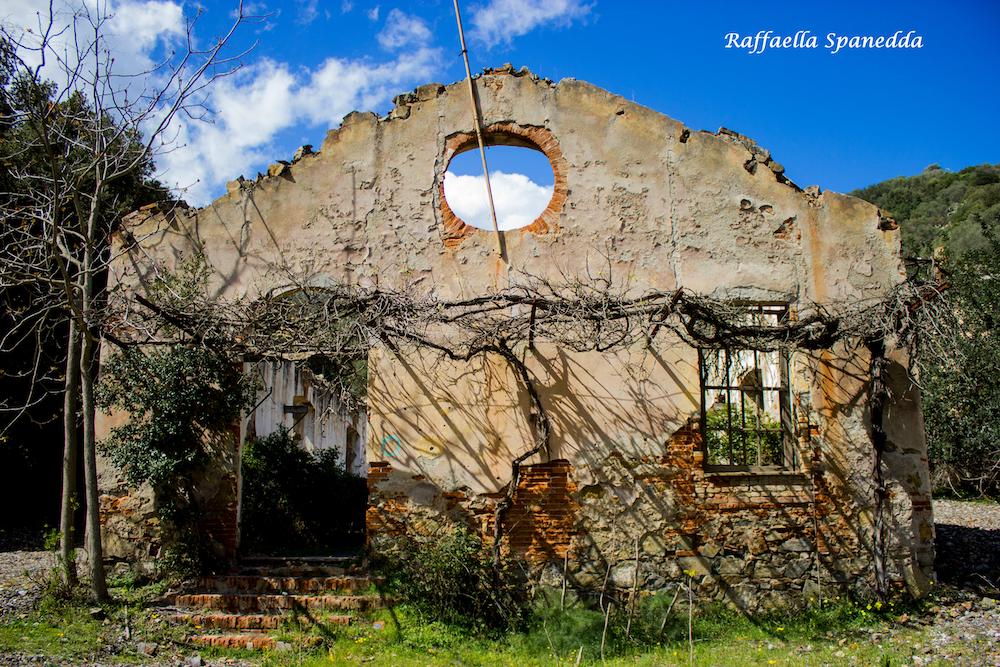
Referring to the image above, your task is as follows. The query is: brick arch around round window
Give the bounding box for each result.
[438,122,569,248]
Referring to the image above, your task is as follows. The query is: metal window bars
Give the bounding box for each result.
[698,304,796,470]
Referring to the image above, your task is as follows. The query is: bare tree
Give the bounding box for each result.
[0,1,251,600]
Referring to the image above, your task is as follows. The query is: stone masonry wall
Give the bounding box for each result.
[367,413,928,610]
[97,425,241,571]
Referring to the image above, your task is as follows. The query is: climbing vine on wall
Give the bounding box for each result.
[115,259,952,595]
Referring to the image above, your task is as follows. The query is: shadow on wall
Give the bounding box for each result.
[365,336,929,611]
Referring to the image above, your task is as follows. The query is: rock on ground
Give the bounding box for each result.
[0,551,53,620]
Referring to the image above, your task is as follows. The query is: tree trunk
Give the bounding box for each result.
[868,338,890,601]
[80,212,108,601]
[59,317,80,587]
[80,325,108,601]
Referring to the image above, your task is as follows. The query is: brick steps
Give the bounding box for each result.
[173,560,380,652]
[190,633,277,650]
[193,575,379,594]
[175,593,379,613]
[176,612,353,630]
[178,613,283,630]
[233,565,357,577]
[233,556,363,578]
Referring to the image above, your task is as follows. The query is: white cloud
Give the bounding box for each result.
[0,0,46,34]
[469,0,590,47]
[296,0,319,24]
[2,0,444,207]
[1,0,185,77]
[298,47,438,127]
[443,171,553,231]
[377,9,431,50]
[213,61,298,145]
[146,66,293,201]
[235,1,272,17]
[156,46,440,204]
[102,0,185,75]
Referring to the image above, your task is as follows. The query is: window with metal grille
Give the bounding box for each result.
[698,304,796,470]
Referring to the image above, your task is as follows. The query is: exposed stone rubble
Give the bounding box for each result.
[0,552,53,621]
[714,127,798,189]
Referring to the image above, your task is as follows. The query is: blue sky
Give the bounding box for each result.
[6,0,997,206]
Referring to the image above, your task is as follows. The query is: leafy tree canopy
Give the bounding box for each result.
[854,165,1000,496]
[851,163,1000,260]
[96,346,256,489]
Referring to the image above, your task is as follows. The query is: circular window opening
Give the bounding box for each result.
[443,144,555,231]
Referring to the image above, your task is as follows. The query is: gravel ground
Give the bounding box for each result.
[1,500,998,665]
[933,499,1000,594]
[0,656,249,667]
[933,498,1000,530]
[0,551,248,667]
[0,552,53,621]
[912,499,1000,665]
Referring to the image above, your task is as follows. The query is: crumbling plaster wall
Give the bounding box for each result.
[98,66,932,603]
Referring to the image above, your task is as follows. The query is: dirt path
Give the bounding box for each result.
[903,499,1000,666]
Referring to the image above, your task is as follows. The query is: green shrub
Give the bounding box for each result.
[381,527,530,633]
[853,165,1000,497]
[97,346,256,489]
[42,526,60,552]
[511,587,690,661]
[921,241,1000,498]
[629,588,689,643]
[98,345,258,574]
[704,398,783,466]
[240,427,367,555]
[515,590,606,657]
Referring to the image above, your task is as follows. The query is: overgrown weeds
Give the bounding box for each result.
[0,522,941,665]
[244,593,928,666]
[0,568,941,666]
[372,525,932,658]
[375,527,531,633]
[0,570,184,660]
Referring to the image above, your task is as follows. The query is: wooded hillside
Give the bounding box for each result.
[854,163,1000,497]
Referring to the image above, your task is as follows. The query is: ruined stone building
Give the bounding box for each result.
[98,66,935,609]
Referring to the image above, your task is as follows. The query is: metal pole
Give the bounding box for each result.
[452,0,507,264]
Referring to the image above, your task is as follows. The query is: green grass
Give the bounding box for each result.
[0,573,187,663]
[0,602,106,657]
[0,581,952,667]
[256,611,919,667]
[931,487,999,503]
[251,595,933,667]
